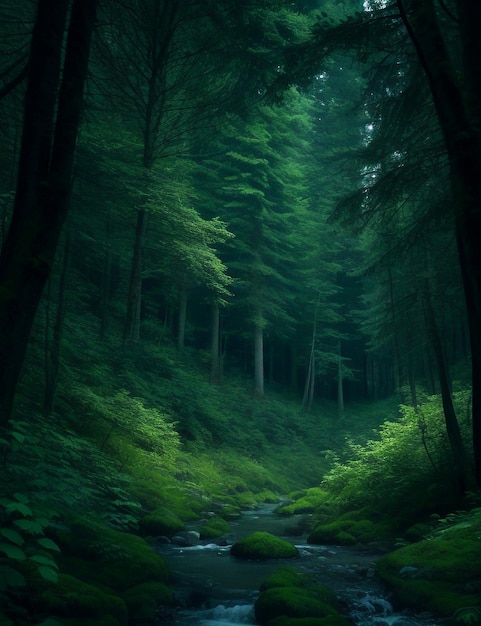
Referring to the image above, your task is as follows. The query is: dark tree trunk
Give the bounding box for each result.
[124,209,147,343]
[177,284,188,352]
[210,302,221,384]
[398,0,481,485]
[0,0,97,427]
[423,280,471,492]
[254,323,264,396]
[44,232,71,415]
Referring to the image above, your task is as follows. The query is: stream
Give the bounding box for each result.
[156,504,443,626]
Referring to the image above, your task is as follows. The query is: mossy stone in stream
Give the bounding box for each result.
[124,581,174,620]
[259,566,339,608]
[199,515,230,539]
[255,587,334,623]
[230,532,298,559]
[138,505,185,536]
[255,566,349,626]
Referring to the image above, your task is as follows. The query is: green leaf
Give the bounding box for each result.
[5,502,32,517]
[13,518,43,534]
[11,431,25,443]
[0,542,26,560]
[0,565,26,588]
[30,554,59,569]
[0,528,24,546]
[36,537,61,552]
[13,493,29,504]
[38,565,58,583]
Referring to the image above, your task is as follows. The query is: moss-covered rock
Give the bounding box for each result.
[199,515,231,539]
[138,506,185,536]
[254,568,348,626]
[308,517,391,545]
[276,488,330,516]
[230,532,298,560]
[57,516,169,592]
[255,587,335,624]
[376,533,481,618]
[124,581,174,620]
[39,573,127,625]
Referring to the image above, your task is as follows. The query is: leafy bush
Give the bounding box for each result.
[318,390,473,526]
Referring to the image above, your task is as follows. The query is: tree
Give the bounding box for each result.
[0,0,98,427]
[395,0,481,486]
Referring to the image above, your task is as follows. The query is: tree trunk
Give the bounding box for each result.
[177,284,188,352]
[254,323,264,396]
[0,0,97,427]
[124,209,147,343]
[210,302,221,383]
[337,340,344,419]
[44,232,71,415]
[423,280,470,492]
[100,215,113,340]
[398,0,481,485]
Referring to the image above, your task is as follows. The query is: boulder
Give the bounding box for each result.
[230,532,298,560]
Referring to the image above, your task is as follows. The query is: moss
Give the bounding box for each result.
[57,516,169,592]
[255,587,335,624]
[376,536,481,617]
[259,567,338,608]
[138,506,185,536]
[404,522,431,542]
[307,520,354,544]
[260,567,309,591]
[255,566,347,626]
[124,581,174,620]
[308,517,391,545]
[230,532,298,560]
[38,573,127,625]
[277,489,330,516]
[199,516,230,539]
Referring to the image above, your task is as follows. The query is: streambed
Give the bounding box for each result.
[157,504,442,626]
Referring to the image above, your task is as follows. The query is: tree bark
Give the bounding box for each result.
[177,284,188,352]
[210,302,221,383]
[398,0,481,485]
[254,323,264,396]
[0,0,97,427]
[124,209,147,343]
[44,232,71,415]
[337,340,344,419]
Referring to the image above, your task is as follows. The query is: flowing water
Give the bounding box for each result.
[156,504,443,626]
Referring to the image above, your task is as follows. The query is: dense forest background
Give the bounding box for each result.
[1,0,481,624]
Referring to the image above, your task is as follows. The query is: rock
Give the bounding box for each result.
[171,530,200,546]
[230,532,298,560]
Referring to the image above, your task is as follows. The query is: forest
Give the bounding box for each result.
[1,0,481,625]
